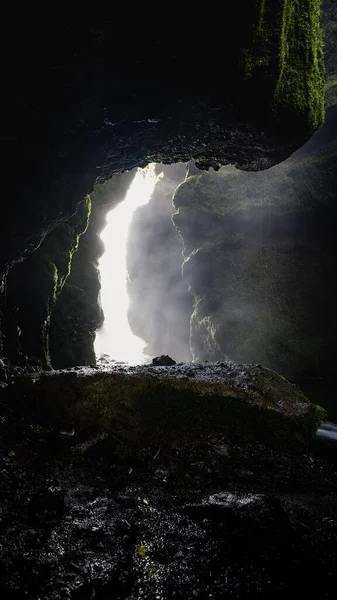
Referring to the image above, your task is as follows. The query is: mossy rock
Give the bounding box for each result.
[242,0,324,132]
[11,362,325,450]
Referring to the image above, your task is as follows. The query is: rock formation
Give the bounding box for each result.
[0,4,335,597]
[323,0,337,107]
[173,106,337,376]
[49,172,135,368]
[0,1,326,359]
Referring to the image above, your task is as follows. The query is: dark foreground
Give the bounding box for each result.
[0,363,336,599]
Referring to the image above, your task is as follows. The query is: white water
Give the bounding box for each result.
[94,164,161,364]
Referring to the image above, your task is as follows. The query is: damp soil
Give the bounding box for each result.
[0,364,337,599]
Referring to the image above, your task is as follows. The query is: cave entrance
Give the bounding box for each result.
[94,164,162,364]
[93,162,193,366]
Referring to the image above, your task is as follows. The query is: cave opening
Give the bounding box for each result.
[94,164,162,364]
[94,162,192,365]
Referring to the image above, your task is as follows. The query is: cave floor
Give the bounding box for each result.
[0,366,337,598]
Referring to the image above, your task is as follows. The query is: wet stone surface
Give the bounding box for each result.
[0,365,336,598]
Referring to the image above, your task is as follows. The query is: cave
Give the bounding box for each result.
[1,2,337,598]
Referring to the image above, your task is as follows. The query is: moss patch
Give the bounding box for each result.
[273,0,324,130]
[242,0,324,132]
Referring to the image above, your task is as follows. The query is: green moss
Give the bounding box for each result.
[257,0,267,33]
[53,195,92,294]
[273,0,325,130]
[242,0,325,132]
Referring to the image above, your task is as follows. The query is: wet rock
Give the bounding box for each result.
[154,468,169,482]
[27,486,65,525]
[115,494,138,509]
[9,362,326,450]
[0,361,7,383]
[152,355,177,366]
[184,492,289,529]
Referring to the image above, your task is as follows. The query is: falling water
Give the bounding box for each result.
[94,164,161,364]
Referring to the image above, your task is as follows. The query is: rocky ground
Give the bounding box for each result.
[0,362,336,599]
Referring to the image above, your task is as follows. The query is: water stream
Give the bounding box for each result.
[94,164,161,364]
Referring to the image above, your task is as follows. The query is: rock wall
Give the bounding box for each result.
[173,107,337,377]
[3,198,91,369]
[323,0,337,107]
[1,172,137,370]
[49,172,136,369]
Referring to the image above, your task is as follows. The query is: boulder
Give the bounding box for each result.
[10,362,325,449]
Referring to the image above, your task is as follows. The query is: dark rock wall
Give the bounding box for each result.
[127,164,192,361]
[1,171,136,370]
[49,172,135,369]
[173,107,337,377]
[323,0,337,107]
[0,3,324,277]
[3,198,91,369]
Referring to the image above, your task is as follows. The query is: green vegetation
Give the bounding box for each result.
[243,0,325,131]
[273,0,324,130]
[51,195,92,295]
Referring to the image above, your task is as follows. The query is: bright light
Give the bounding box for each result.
[94,164,161,364]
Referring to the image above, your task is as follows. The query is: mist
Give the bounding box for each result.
[91,107,336,385]
[106,109,337,386]
[126,163,192,362]
[171,113,337,378]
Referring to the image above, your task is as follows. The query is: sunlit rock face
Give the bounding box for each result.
[127,164,192,362]
[173,108,337,377]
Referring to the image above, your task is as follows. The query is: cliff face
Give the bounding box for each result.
[173,107,337,377]
[1,173,136,370]
[3,198,91,370]
[49,172,136,369]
